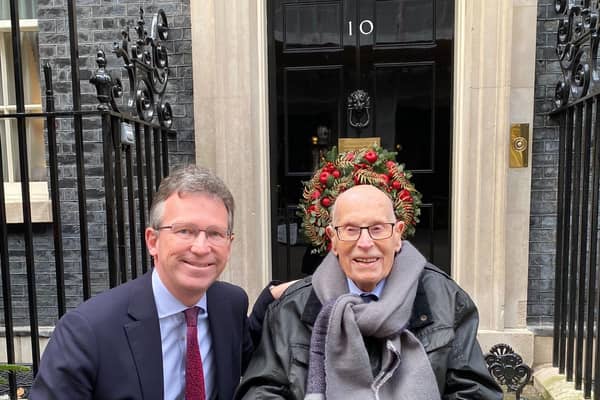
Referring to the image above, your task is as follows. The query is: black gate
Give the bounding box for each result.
[552,2,600,399]
[0,1,176,397]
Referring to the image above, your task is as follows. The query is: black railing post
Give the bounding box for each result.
[161,128,169,177]
[112,116,128,284]
[558,108,574,374]
[101,112,118,288]
[153,127,162,190]
[66,0,92,301]
[554,111,566,368]
[574,99,592,390]
[125,138,138,280]
[583,96,600,400]
[145,125,155,210]
[566,103,583,381]
[43,63,66,318]
[0,57,17,398]
[134,123,149,274]
[9,0,40,374]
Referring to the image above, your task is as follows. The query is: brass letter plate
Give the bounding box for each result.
[510,123,529,168]
[338,137,381,153]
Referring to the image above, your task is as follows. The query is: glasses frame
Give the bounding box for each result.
[333,222,396,242]
[155,223,232,246]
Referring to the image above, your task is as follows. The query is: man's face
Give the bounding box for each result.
[145,192,233,306]
[326,185,404,292]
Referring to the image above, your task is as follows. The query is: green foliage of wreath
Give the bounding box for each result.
[298,145,422,255]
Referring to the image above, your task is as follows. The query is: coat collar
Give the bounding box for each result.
[124,271,164,399]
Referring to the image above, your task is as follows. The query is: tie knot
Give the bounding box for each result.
[184,307,199,327]
[360,293,378,303]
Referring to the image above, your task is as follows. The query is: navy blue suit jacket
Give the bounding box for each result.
[30,272,254,400]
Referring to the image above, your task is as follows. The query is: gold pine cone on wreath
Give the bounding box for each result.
[298,145,422,255]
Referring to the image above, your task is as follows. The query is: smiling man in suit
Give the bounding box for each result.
[31,165,274,400]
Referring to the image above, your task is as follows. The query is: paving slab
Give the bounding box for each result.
[533,365,586,400]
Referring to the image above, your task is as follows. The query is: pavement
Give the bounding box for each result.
[493,363,596,399]
[518,383,545,400]
[531,365,590,400]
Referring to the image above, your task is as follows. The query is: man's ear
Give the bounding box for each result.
[394,221,405,252]
[145,227,159,257]
[325,225,338,255]
[225,233,234,261]
[325,225,335,239]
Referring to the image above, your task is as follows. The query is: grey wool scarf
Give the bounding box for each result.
[305,241,441,400]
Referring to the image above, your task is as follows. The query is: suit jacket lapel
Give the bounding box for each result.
[124,272,164,399]
[207,284,234,400]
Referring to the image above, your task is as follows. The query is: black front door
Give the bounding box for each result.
[268,0,454,280]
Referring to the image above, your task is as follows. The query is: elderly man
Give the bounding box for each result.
[31,165,278,400]
[235,184,502,399]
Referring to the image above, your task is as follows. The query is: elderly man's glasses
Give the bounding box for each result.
[156,223,231,246]
[333,223,396,241]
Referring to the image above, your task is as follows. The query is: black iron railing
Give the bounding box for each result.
[0,2,175,398]
[552,3,600,399]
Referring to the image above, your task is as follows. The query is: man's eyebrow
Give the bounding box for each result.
[206,225,228,230]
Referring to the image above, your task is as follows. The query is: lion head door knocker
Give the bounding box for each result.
[347,89,371,129]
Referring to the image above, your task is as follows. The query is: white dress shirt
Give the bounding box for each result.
[152,269,215,399]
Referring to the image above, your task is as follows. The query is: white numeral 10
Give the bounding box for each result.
[348,19,374,36]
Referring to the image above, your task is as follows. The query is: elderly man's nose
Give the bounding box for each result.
[356,228,373,246]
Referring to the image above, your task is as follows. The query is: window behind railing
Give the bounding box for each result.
[0,27,44,182]
[0,0,50,224]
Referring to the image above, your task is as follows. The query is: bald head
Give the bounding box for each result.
[331,185,396,226]
[326,184,404,292]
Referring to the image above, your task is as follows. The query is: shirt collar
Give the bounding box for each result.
[346,277,386,299]
[151,268,208,319]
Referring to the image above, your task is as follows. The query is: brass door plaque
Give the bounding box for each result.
[510,123,529,168]
[338,137,381,152]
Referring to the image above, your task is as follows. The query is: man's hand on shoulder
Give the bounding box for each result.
[269,280,299,300]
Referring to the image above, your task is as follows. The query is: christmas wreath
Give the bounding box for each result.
[298,145,422,255]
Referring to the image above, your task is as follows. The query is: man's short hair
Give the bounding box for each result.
[148,165,235,232]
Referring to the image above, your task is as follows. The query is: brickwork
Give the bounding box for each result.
[1,0,193,326]
[529,0,562,330]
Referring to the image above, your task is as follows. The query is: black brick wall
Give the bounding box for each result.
[1,0,193,327]
[529,0,562,330]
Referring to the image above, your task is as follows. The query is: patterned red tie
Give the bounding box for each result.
[184,307,206,400]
